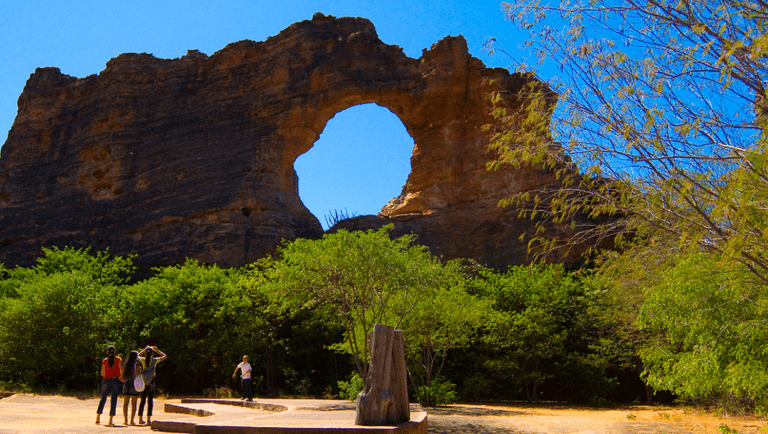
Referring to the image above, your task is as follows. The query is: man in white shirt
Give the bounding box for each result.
[232,355,253,401]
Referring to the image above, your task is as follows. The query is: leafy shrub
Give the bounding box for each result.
[337,373,364,401]
[204,386,234,398]
[0,380,32,394]
[416,378,457,406]
[590,395,610,408]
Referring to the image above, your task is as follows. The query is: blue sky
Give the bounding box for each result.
[0,1,524,228]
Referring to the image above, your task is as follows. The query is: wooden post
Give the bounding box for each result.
[355,324,410,426]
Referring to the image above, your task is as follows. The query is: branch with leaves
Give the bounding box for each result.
[488,0,768,281]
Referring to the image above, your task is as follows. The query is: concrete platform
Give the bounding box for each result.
[152,398,428,434]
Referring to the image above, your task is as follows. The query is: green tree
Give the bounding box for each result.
[637,252,768,412]
[269,225,463,380]
[118,260,252,392]
[0,247,135,390]
[400,262,488,405]
[236,260,288,394]
[487,0,768,283]
[578,253,657,403]
[476,265,575,401]
[240,259,349,396]
[470,264,628,403]
[487,0,768,407]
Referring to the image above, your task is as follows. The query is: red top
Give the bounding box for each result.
[102,357,122,379]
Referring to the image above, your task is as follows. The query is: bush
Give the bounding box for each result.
[416,378,457,406]
[337,373,364,401]
[203,386,235,398]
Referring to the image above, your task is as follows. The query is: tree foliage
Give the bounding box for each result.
[400,265,489,405]
[0,248,135,390]
[488,0,768,282]
[0,249,343,396]
[637,252,768,412]
[487,0,768,409]
[474,264,622,402]
[118,260,253,392]
[0,243,639,403]
[268,225,466,380]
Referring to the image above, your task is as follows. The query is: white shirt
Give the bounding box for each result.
[237,361,252,379]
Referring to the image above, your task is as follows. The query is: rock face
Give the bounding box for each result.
[0,13,571,269]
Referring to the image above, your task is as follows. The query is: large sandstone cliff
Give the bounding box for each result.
[0,14,573,269]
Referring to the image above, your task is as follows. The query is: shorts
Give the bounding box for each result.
[123,377,140,396]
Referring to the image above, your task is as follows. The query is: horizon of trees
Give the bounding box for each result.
[0,230,647,407]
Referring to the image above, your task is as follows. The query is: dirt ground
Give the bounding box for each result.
[427,403,768,434]
[1,394,767,434]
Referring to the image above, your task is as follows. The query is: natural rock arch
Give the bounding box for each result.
[0,13,572,269]
[294,103,413,227]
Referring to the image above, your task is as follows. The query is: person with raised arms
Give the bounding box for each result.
[137,345,166,425]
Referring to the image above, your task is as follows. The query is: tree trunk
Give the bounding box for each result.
[355,324,410,426]
[645,384,654,404]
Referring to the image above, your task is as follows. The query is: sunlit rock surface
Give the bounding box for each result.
[0,13,576,268]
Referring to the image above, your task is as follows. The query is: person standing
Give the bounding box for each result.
[137,345,166,425]
[95,345,121,426]
[121,351,142,425]
[232,355,253,401]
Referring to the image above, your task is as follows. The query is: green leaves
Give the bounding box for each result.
[474,264,611,401]
[0,248,134,389]
[637,252,768,409]
[123,260,252,387]
[488,0,768,282]
[0,241,638,402]
[488,0,768,407]
[268,225,467,379]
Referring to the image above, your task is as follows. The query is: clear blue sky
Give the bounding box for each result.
[0,1,524,229]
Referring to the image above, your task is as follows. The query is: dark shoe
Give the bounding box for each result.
[246,398,253,402]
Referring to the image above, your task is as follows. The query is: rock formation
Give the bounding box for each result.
[0,13,575,269]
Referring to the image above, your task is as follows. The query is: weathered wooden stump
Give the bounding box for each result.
[355,324,410,426]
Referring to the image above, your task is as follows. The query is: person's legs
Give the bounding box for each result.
[146,389,154,422]
[96,379,108,423]
[108,378,120,425]
[123,395,130,425]
[244,378,252,401]
[138,389,147,423]
[130,396,138,424]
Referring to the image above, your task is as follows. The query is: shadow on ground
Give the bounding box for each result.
[426,406,524,417]
[428,420,525,434]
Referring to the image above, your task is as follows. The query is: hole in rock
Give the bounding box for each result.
[294,103,414,230]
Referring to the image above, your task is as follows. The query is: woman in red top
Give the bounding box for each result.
[95,345,122,426]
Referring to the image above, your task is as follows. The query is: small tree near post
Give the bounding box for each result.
[355,324,410,425]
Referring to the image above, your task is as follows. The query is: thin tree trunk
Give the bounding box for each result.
[645,384,654,404]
